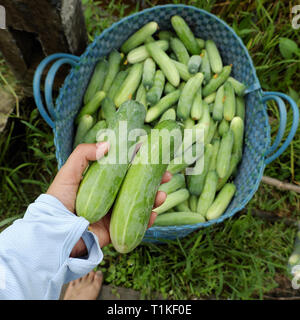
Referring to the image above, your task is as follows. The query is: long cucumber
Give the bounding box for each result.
[206,183,236,220]
[212,85,224,121]
[216,129,234,179]
[189,194,198,212]
[158,173,185,194]
[187,143,214,196]
[177,72,204,120]
[191,89,203,121]
[200,49,211,84]
[101,97,116,127]
[170,37,190,65]
[171,59,193,81]
[76,101,146,223]
[154,188,190,215]
[202,65,232,97]
[84,59,108,105]
[236,96,246,121]
[110,120,182,253]
[196,170,218,216]
[127,40,169,64]
[142,58,156,90]
[230,116,244,160]
[171,15,200,55]
[114,63,143,107]
[227,76,246,97]
[145,89,181,123]
[223,81,236,121]
[188,55,202,74]
[205,40,223,74]
[217,152,240,191]
[102,50,123,93]
[146,41,180,87]
[153,211,205,226]
[121,21,158,53]
[146,70,165,105]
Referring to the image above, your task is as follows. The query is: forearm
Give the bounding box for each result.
[0,194,103,300]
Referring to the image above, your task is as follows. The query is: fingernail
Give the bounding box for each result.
[96,141,109,160]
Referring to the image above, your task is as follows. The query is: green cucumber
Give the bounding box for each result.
[171,59,193,81]
[196,170,218,216]
[202,65,232,97]
[135,83,147,108]
[216,152,240,191]
[114,63,143,107]
[164,82,176,95]
[236,96,246,121]
[216,129,234,179]
[158,173,185,194]
[76,100,146,223]
[145,89,181,123]
[82,120,107,144]
[110,120,182,253]
[200,49,211,84]
[187,143,214,196]
[177,72,204,120]
[153,211,205,226]
[154,188,190,215]
[146,41,180,87]
[212,85,224,121]
[227,77,246,97]
[205,40,223,74]
[206,183,236,220]
[159,108,176,123]
[189,194,198,212]
[142,58,156,90]
[205,119,218,145]
[101,97,116,127]
[127,40,169,64]
[188,55,202,74]
[76,91,106,123]
[73,115,95,148]
[84,59,108,105]
[170,37,190,65]
[223,81,236,121]
[218,118,229,136]
[121,21,158,53]
[230,116,244,160]
[102,50,123,93]
[171,15,200,55]
[107,70,128,100]
[146,70,165,105]
[209,138,220,171]
[191,90,203,121]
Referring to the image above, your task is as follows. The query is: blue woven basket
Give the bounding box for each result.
[33,4,299,243]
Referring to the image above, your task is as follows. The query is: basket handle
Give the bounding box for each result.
[33,53,80,128]
[262,91,299,165]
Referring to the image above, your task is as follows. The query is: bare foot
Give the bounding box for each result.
[63,270,103,300]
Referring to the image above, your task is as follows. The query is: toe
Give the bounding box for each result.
[94,271,103,288]
[88,271,96,282]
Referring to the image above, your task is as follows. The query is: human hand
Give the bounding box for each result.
[46,142,171,255]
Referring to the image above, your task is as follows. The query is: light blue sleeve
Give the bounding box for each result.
[0,194,103,300]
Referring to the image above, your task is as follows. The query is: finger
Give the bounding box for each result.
[161,171,172,184]
[153,190,167,208]
[60,142,109,183]
[147,211,157,229]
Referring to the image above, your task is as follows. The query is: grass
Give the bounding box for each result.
[0,0,300,299]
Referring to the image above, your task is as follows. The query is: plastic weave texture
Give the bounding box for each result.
[52,5,270,242]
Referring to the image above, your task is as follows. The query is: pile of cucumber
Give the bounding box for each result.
[73,16,247,253]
